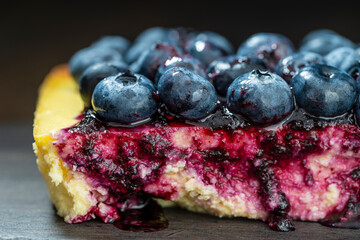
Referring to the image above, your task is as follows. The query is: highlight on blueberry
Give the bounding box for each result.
[92,71,158,123]
[226,69,294,124]
[290,64,358,117]
[157,67,218,120]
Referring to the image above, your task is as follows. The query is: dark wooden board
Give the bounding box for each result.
[1,122,359,239]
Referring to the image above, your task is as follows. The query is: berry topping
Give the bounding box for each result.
[290,64,358,117]
[91,35,131,55]
[299,29,356,56]
[154,54,206,86]
[157,67,218,120]
[70,28,360,129]
[207,55,267,97]
[130,42,181,81]
[227,69,294,124]
[91,71,158,123]
[69,46,123,82]
[79,62,128,108]
[275,51,325,83]
[237,33,295,71]
[186,31,233,66]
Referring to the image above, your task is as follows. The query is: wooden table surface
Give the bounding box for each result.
[1,122,360,240]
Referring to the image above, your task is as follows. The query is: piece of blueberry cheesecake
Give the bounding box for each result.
[33,27,360,232]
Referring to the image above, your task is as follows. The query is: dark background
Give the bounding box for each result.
[1,1,360,123]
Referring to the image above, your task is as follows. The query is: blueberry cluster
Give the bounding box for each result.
[69,27,360,126]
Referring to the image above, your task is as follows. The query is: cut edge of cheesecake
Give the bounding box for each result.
[33,65,98,222]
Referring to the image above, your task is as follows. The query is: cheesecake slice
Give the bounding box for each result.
[33,65,360,231]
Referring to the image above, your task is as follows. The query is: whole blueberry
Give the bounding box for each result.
[69,46,123,82]
[208,55,267,97]
[290,64,358,117]
[130,42,181,81]
[125,27,170,64]
[92,71,158,123]
[91,35,131,55]
[237,33,295,71]
[227,70,294,124]
[79,62,128,108]
[186,31,233,66]
[275,51,325,83]
[154,54,206,86]
[300,29,356,56]
[157,67,218,120]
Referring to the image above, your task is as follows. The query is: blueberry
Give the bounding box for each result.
[91,35,131,55]
[79,62,128,108]
[125,27,170,64]
[237,33,295,71]
[201,31,234,55]
[227,70,294,124]
[325,47,360,88]
[355,95,360,126]
[130,42,181,81]
[299,29,356,56]
[290,64,358,117]
[92,71,158,123]
[208,55,267,97]
[69,46,123,82]
[186,31,233,66]
[346,60,360,89]
[157,67,218,120]
[325,47,359,70]
[275,51,325,83]
[167,27,199,52]
[154,54,206,86]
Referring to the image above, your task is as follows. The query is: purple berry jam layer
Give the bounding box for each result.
[54,111,360,231]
